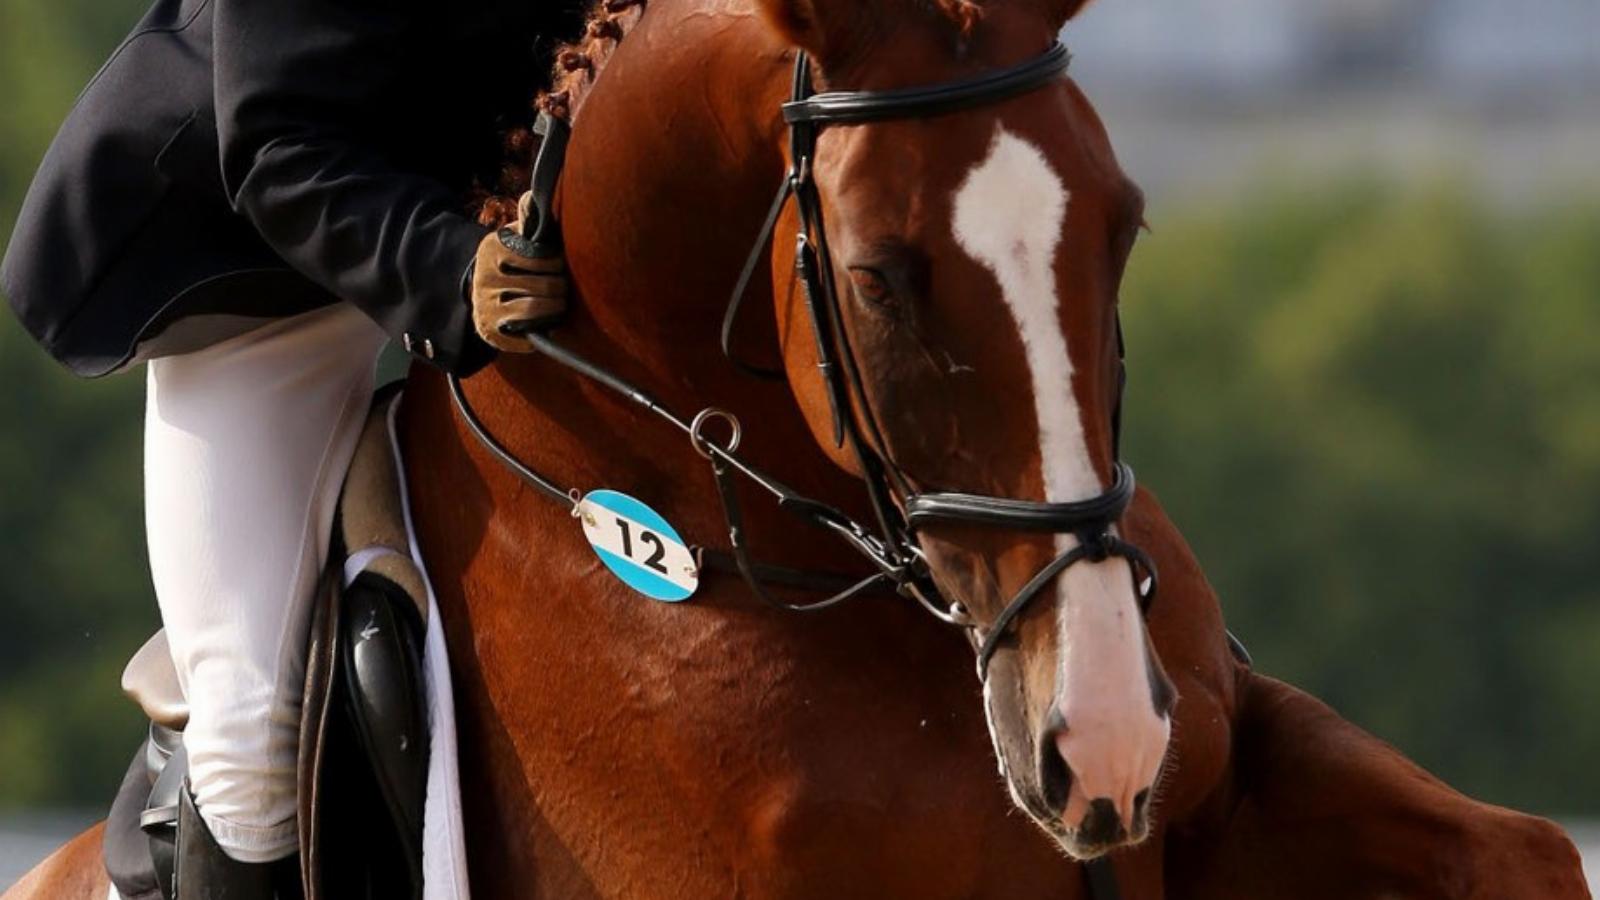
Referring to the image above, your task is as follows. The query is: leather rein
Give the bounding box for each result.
[447,41,1157,683]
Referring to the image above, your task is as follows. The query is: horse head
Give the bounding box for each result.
[756,0,1174,858]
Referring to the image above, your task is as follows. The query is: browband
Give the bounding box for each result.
[782,42,1072,126]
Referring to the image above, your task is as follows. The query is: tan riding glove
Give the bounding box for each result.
[471,193,569,353]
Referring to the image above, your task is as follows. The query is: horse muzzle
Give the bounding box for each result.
[1011,691,1170,857]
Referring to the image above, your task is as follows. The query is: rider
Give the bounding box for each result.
[1,0,577,895]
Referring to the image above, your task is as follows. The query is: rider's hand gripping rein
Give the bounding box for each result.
[471,112,572,354]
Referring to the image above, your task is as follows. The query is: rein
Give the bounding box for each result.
[448,40,1156,682]
[447,345,899,611]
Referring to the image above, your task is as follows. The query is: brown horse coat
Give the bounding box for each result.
[4,1,1587,898]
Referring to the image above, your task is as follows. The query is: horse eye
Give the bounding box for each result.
[849,267,895,308]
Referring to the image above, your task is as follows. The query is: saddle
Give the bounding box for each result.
[103,385,430,900]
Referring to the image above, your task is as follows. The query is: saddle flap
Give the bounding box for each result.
[122,630,189,732]
[337,389,428,619]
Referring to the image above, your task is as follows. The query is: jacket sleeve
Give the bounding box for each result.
[213,0,493,374]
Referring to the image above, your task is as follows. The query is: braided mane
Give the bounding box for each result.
[475,0,649,226]
[474,0,983,226]
[930,0,983,36]
[543,0,650,122]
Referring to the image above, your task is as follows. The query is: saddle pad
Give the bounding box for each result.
[386,397,472,900]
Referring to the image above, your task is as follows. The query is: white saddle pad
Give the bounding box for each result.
[392,400,473,900]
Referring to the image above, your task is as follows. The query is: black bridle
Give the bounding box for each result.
[450,41,1155,682]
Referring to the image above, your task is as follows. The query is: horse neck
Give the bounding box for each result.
[485,4,866,554]
[555,5,791,391]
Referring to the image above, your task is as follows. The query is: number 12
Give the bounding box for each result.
[615,519,669,574]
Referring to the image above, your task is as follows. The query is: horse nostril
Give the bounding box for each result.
[1131,788,1151,835]
[1038,727,1072,815]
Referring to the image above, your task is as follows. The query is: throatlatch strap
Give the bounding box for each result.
[720,177,796,380]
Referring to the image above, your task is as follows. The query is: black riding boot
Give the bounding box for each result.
[176,788,303,900]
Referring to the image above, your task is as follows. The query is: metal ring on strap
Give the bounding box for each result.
[690,408,743,460]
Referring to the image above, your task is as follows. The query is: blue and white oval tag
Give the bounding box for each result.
[576,490,699,602]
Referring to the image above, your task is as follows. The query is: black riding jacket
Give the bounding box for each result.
[1,0,580,376]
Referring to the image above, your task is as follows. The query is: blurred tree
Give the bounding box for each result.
[1121,183,1600,814]
[1,0,160,807]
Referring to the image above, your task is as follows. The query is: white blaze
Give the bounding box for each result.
[952,129,1168,833]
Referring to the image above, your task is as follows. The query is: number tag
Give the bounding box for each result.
[576,490,699,602]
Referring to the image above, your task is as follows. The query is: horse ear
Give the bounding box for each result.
[754,0,827,55]
[1058,0,1094,23]
[1029,0,1093,29]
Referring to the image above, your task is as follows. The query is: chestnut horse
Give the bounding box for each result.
[9,0,1590,897]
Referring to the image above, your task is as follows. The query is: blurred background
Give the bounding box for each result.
[2,0,1598,887]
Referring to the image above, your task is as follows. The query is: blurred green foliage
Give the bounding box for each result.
[1,0,160,809]
[1121,184,1600,814]
[1,0,1598,819]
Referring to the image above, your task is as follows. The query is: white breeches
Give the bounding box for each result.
[144,303,387,862]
